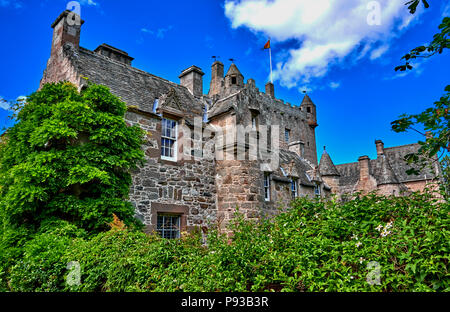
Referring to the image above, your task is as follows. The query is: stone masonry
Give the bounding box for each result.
[39,11,441,234]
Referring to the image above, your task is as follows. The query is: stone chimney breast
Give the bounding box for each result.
[375,140,384,157]
[265,82,275,98]
[179,65,205,97]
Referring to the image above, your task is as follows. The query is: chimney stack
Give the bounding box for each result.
[179,65,205,97]
[375,140,384,157]
[208,61,224,96]
[358,155,370,181]
[265,82,275,98]
[50,10,84,57]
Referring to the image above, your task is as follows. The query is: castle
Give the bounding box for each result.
[39,11,441,237]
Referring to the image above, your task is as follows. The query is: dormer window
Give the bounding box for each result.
[152,98,159,114]
[231,77,237,85]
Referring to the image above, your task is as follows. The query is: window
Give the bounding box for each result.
[252,116,257,130]
[157,214,180,239]
[300,143,305,157]
[231,76,237,85]
[203,103,208,123]
[306,107,311,113]
[264,173,271,201]
[291,178,298,199]
[314,183,321,196]
[161,118,177,161]
[285,128,290,143]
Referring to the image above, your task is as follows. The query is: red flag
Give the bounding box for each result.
[263,39,270,49]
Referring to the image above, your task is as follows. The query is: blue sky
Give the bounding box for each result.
[0,0,449,164]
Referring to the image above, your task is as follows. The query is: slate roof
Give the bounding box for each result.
[278,149,316,187]
[383,143,438,182]
[319,150,340,176]
[300,94,315,107]
[334,143,440,188]
[75,46,204,117]
[225,63,243,77]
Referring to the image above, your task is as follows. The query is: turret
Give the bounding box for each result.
[224,63,244,89]
[299,94,318,165]
[300,94,317,128]
[319,147,340,194]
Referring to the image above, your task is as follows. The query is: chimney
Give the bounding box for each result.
[94,44,134,66]
[179,65,205,97]
[208,61,224,96]
[265,82,275,98]
[50,10,84,57]
[375,140,384,157]
[358,156,370,180]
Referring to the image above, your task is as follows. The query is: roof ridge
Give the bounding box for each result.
[78,46,191,93]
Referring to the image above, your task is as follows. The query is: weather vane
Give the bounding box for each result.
[212,56,220,61]
[229,58,236,63]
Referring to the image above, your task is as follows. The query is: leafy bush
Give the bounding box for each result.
[1,192,447,292]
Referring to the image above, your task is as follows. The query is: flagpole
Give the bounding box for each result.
[269,45,273,83]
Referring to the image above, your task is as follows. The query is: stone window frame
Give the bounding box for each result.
[264,172,271,201]
[291,177,298,199]
[314,183,321,197]
[157,214,181,239]
[149,203,189,236]
[285,128,290,143]
[161,117,178,162]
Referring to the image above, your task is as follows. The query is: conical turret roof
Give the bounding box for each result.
[319,150,340,176]
[225,63,243,77]
[300,94,315,106]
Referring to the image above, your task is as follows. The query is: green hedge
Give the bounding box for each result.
[1,192,449,292]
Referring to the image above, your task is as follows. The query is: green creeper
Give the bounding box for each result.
[0,81,145,235]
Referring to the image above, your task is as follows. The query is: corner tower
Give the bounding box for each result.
[300,94,319,165]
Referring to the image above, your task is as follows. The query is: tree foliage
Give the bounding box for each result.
[0,81,145,237]
[391,2,449,194]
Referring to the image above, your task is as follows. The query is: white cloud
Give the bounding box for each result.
[141,26,174,39]
[79,0,98,6]
[370,44,389,60]
[443,2,450,18]
[0,96,11,111]
[225,0,422,88]
[141,28,154,34]
[329,81,341,89]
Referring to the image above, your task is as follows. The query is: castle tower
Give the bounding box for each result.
[318,147,340,194]
[300,94,318,165]
[224,63,244,90]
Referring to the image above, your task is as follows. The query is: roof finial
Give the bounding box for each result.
[212,55,219,62]
[229,58,236,63]
[324,145,326,151]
